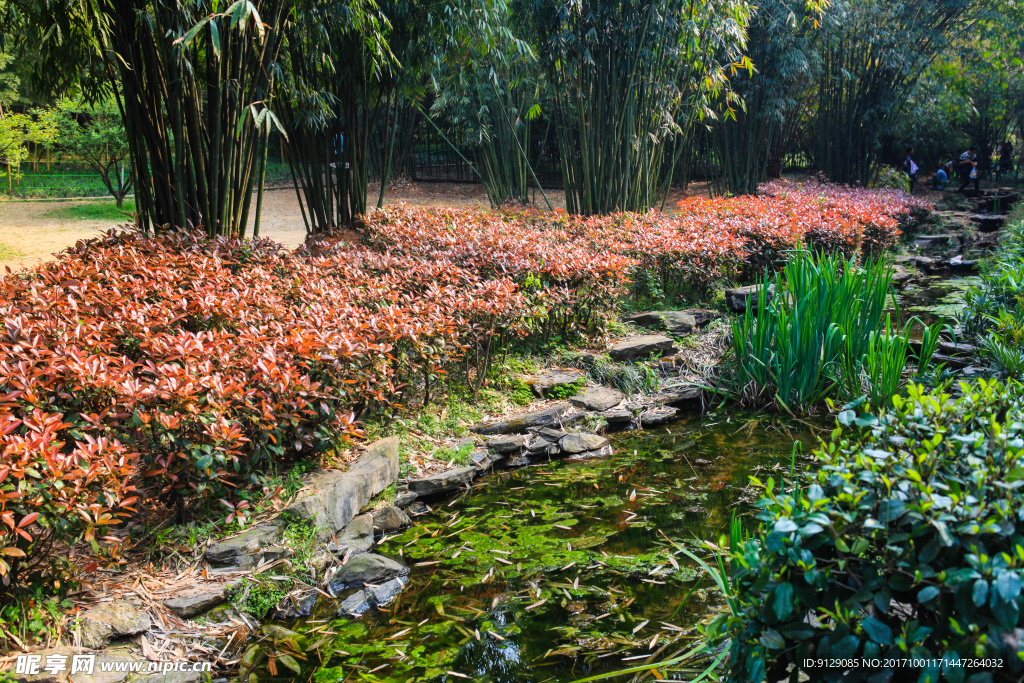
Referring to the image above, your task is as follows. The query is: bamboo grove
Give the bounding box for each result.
[5,0,1003,228]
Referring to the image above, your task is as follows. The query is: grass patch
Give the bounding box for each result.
[0,242,24,261]
[44,200,136,222]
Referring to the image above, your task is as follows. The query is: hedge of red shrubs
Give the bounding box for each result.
[0,186,928,583]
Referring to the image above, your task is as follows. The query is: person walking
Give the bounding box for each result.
[957,145,980,195]
[998,141,1014,179]
[902,147,919,194]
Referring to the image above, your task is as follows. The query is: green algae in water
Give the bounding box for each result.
[900,276,980,325]
[275,411,820,683]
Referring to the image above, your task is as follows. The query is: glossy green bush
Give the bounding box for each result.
[711,380,1024,683]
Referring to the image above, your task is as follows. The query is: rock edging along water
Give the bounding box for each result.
[205,436,399,569]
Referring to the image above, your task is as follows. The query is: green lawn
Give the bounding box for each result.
[44,201,137,222]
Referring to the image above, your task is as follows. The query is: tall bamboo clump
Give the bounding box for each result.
[92,0,287,236]
[431,4,551,209]
[807,0,976,186]
[522,0,750,215]
[712,0,823,196]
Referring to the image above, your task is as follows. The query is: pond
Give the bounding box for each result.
[294,412,821,683]
[260,273,975,683]
[897,275,980,331]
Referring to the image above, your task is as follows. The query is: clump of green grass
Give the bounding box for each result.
[44,200,136,222]
[0,242,24,261]
[558,351,659,396]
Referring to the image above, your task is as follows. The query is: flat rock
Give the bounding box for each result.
[524,436,553,453]
[599,408,633,425]
[569,386,624,412]
[272,589,318,620]
[329,553,409,590]
[568,444,614,459]
[485,434,527,453]
[527,368,585,397]
[536,427,569,441]
[472,402,580,435]
[79,600,151,650]
[369,576,409,607]
[373,505,412,534]
[684,309,723,328]
[333,513,375,555]
[336,589,374,617]
[336,576,409,617]
[724,284,774,313]
[656,386,702,406]
[640,406,679,427]
[470,449,505,471]
[914,234,959,250]
[406,466,477,496]
[607,335,678,362]
[968,214,1004,232]
[559,433,610,454]
[890,265,915,287]
[204,520,284,569]
[163,584,232,618]
[394,490,417,508]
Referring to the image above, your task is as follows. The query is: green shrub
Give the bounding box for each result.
[710,380,1024,682]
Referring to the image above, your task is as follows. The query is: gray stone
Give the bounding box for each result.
[470,449,505,471]
[623,310,713,337]
[969,214,1005,232]
[599,408,633,426]
[369,576,409,608]
[890,265,915,287]
[558,433,610,454]
[281,436,399,533]
[373,506,412,534]
[329,554,409,590]
[206,437,398,568]
[204,520,284,568]
[536,427,569,441]
[607,335,678,362]
[524,436,553,453]
[683,309,723,328]
[569,386,624,412]
[394,491,417,509]
[79,600,151,650]
[656,386,702,407]
[406,466,477,495]
[527,368,586,397]
[914,234,955,250]
[335,513,375,554]
[337,589,374,616]
[162,584,231,618]
[725,284,774,313]
[505,453,532,467]
[569,444,615,459]
[640,406,679,427]
[472,402,581,435]
[622,311,665,329]
[485,434,527,453]
[272,589,319,620]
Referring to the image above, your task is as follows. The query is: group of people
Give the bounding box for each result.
[901,142,1015,195]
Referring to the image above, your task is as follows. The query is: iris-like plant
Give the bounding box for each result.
[725,252,938,412]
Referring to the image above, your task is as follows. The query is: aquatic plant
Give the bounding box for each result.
[725,252,937,412]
